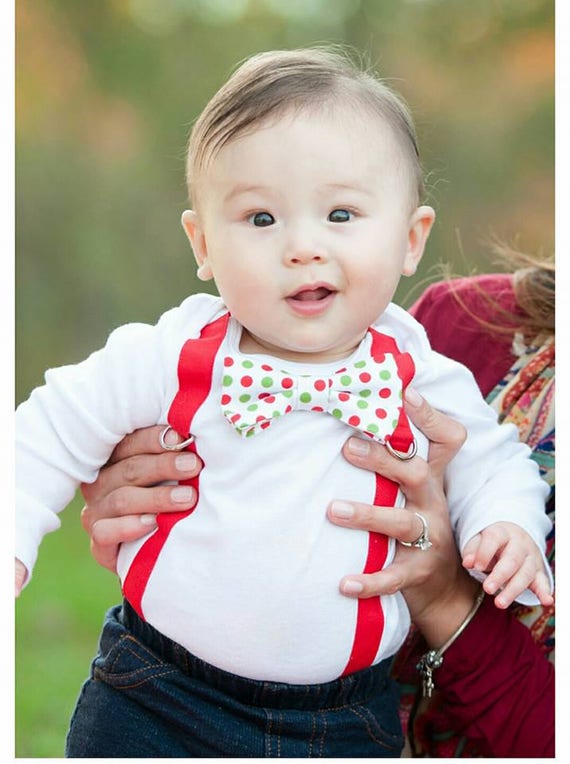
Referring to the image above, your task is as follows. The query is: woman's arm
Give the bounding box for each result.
[334,390,554,758]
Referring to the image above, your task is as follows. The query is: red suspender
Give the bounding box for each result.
[122,313,230,618]
[341,328,415,676]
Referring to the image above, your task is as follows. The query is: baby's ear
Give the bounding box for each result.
[402,206,435,277]
[181,209,213,281]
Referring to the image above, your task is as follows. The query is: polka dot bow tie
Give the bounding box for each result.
[221,354,404,442]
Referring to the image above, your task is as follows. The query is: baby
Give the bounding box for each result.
[16,49,552,757]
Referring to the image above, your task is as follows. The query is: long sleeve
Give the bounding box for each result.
[379,304,552,603]
[16,321,168,579]
[16,293,226,582]
[433,594,554,757]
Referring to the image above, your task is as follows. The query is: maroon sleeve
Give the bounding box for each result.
[409,274,520,397]
[435,594,555,757]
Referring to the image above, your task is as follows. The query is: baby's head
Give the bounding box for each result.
[182,48,435,363]
[186,47,424,211]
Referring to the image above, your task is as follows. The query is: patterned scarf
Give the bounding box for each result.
[392,337,555,758]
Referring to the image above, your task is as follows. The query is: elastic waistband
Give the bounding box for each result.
[119,600,392,710]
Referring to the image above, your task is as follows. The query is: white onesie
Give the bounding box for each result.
[16,293,551,683]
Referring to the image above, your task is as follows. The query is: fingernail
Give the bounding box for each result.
[175,453,197,472]
[347,437,370,457]
[140,514,157,526]
[164,427,182,446]
[405,387,422,407]
[341,579,364,595]
[330,500,355,519]
[171,486,195,503]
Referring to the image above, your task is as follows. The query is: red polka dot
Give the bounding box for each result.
[375,408,387,419]
[241,375,253,387]
[265,395,276,404]
[339,392,350,402]
[221,394,232,405]
[262,364,273,371]
[282,378,294,389]
[314,379,327,392]
[348,415,361,427]
[359,372,372,383]
[224,357,234,367]
[261,421,271,430]
[230,413,241,423]
[285,405,293,413]
[258,392,270,399]
[379,387,392,398]
[256,415,265,423]
[312,406,324,412]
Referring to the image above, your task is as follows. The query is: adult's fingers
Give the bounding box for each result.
[106,425,184,464]
[403,387,466,476]
[339,560,423,599]
[80,483,197,530]
[327,500,426,544]
[81,450,201,505]
[88,516,157,573]
[341,436,432,499]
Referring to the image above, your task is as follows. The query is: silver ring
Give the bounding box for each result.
[159,425,194,451]
[385,438,417,461]
[400,511,432,551]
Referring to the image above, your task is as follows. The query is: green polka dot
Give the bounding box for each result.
[359,389,371,398]
[354,360,366,368]
[283,390,294,398]
[247,403,259,411]
[392,419,399,429]
[261,376,274,388]
[222,375,233,387]
[272,411,281,418]
[331,409,342,419]
[357,399,369,409]
[239,394,251,403]
[340,375,352,386]
[242,360,254,368]
[366,423,379,434]
[380,370,391,380]
[246,428,256,438]
[300,392,312,404]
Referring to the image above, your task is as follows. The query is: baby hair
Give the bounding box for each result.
[186,47,424,208]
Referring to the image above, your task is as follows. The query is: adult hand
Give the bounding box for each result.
[328,387,481,646]
[80,425,202,572]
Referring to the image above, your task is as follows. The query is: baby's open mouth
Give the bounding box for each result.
[290,286,334,302]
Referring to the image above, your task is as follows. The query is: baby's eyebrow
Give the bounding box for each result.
[321,182,373,196]
[223,183,271,204]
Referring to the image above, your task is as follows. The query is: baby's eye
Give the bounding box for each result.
[249,211,275,227]
[328,208,352,223]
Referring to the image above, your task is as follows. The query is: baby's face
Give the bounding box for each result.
[186,108,433,363]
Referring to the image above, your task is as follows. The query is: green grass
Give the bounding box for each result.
[15,494,121,758]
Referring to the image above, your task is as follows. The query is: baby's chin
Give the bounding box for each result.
[239,329,364,365]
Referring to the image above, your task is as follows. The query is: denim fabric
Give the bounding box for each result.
[65,602,404,758]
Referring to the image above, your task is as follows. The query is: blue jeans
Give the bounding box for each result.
[65,602,404,757]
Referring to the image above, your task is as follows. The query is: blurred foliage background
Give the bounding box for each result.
[15,0,554,757]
